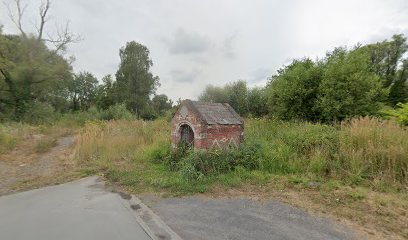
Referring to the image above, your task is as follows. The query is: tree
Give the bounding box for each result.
[266,47,388,122]
[389,59,408,105]
[225,80,249,116]
[247,87,268,117]
[0,33,72,120]
[115,41,160,118]
[198,85,229,103]
[267,58,323,121]
[5,0,80,52]
[152,94,173,116]
[363,34,408,105]
[316,47,387,122]
[0,0,78,121]
[68,72,98,111]
[198,81,249,116]
[95,74,116,110]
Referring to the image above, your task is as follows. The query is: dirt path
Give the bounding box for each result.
[0,136,77,196]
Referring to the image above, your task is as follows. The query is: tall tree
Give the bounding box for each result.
[363,34,408,105]
[115,41,160,117]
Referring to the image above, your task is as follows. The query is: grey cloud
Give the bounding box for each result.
[166,28,210,54]
[249,68,271,83]
[170,69,201,83]
[223,32,238,59]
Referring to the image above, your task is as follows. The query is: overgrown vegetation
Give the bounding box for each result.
[76,117,408,194]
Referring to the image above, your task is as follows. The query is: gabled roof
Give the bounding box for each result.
[184,99,244,125]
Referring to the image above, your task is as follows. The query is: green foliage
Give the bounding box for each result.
[151,94,173,117]
[247,87,268,117]
[115,41,160,117]
[389,59,408,105]
[0,30,171,124]
[267,58,323,121]
[99,103,134,121]
[384,103,408,125]
[21,101,56,124]
[95,75,116,110]
[0,34,72,121]
[68,72,98,111]
[267,47,388,122]
[317,47,387,122]
[198,85,229,103]
[364,34,407,89]
[199,80,256,116]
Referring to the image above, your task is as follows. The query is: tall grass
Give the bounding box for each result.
[75,117,408,194]
[339,117,408,185]
[76,120,169,168]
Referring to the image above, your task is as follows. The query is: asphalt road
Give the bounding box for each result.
[0,177,151,240]
[141,195,358,240]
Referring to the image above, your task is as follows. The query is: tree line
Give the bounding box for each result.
[0,0,172,123]
[199,34,408,123]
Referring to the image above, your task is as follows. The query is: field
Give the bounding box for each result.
[1,117,407,239]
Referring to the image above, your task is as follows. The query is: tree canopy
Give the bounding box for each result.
[115,41,160,117]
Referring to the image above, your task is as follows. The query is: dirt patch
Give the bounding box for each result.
[0,135,78,196]
[202,180,408,240]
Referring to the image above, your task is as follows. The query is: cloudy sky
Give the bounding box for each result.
[1,0,408,101]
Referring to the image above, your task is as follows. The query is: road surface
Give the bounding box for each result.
[0,176,152,240]
[141,195,358,240]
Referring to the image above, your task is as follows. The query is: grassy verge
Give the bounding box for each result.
[75,117,408,193]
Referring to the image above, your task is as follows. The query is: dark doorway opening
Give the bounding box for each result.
[180,124,194,147]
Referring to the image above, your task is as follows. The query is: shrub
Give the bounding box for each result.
[99,103,134,121]
[22,101,56,124]
[384,103,408,126]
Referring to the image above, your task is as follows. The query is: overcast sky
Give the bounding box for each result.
[1,0,408,101]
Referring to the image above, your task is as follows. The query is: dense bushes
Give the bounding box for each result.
[267,48,387,122]
[385,103,408,125]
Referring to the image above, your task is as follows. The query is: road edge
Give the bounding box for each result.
[118,194,183,240]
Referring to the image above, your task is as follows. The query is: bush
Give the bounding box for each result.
[22,101,57,124]
[384,103,408,126]
[99,103,134,121]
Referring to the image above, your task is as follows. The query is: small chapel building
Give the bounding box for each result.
[171,100,244,151]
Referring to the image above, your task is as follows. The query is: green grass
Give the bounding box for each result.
[75,117,408,195]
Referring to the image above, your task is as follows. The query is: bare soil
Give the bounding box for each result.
[0,135,78,196]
